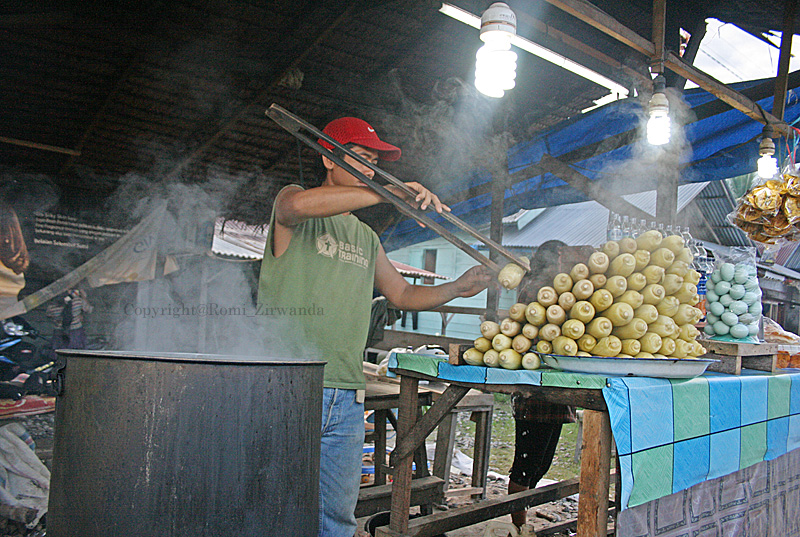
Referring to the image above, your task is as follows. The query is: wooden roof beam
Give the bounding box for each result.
[513,10,652,90]
[773,0,798,121]
[542,0,789,136]
[0,135,80,156]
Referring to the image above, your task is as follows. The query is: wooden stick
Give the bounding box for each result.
[0,135,80,156]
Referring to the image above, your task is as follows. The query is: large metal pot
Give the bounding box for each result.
[47,350,325,537]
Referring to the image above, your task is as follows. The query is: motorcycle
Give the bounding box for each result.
[0,316,57,399]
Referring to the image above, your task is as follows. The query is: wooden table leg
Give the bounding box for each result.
[576,409,612,537]
[375,409,388,485]
[471,409,493,499]
[389,375,419,534]
[432,412,457,492]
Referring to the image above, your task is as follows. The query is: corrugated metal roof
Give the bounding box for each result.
[691,179,751,246]
[502,182,710,248]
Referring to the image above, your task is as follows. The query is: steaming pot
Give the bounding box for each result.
[47,350,324,537]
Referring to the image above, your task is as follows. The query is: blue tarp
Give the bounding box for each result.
[383,78,800,251]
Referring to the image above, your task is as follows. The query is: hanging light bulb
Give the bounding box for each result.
[757,126,778,179]
[475,3,517,98]
[647,74,670,146]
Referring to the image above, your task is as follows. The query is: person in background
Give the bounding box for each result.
[0,201,29,314]
[46,288,93,351]
[508,240,576,532]
[257,116,491,537]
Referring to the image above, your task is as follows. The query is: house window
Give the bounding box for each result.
[423,249,437,285]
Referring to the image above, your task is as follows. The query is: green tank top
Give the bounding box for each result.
[257,187,380,389]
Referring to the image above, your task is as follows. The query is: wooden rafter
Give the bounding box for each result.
[513,10,652,90]
[542,0,790,135]
[773,0,799,121]
[0,135,80,156]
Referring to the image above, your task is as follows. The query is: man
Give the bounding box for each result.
[258,116,490,537]
[508,240,576,533]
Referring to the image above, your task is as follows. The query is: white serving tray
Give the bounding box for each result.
[540,353,717,379]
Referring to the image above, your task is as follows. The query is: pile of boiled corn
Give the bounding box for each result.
[463,231,707,370]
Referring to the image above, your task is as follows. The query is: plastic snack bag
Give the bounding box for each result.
[703,246,762,343]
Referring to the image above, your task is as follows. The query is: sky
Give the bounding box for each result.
[689,18,800,86]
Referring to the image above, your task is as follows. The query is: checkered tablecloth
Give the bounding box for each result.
[388,353,800,510]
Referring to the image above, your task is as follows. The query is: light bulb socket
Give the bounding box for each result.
[480,2,516,42]
[758,136,775,156]
[649,91,669,116]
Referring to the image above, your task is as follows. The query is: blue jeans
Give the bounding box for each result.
[319,388,364,537]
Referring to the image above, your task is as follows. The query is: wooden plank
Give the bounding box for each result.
[742,354,779,374]
[432,412,457,491]
[471,408,493,498]
[374,409,388,485]
[513,10,651,89]
[389,375,419,534]
[542,0,655,57]
[449,343,472,365]
[375,478,581,537]
[704,354,742,375]
[577,409,612,537]
[538,508,616,536]
[702,340,779,356]
[651,0,666,70]
[539,154,654,221]
[356,476,445,518]
[390,384,469,465]
[773,0,798,121]
[664,51,788,135]
[0,135,80,156]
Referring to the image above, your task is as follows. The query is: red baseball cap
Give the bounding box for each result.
[319,117,401,161]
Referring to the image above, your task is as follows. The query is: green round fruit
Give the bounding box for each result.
[709,301,725,317]
[713,321,730,335]
[738,313,755,325]
[706,289,719,303]
[744,277,759,291]
[719,263,735,282]
[710,271,722,284]
[704,324,716,336]
[719,294,733,307]
[729,301,748,316]
[733,269,749,285]
[729,323,749,339]
[721,311,739,326]
[715,281,731,295]
[729,284,746,300]
[742,291,759,306]
[706,312,719,325]
[748,323,760,336]
[749,301,763,316]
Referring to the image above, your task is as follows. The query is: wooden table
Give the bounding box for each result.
[374,368,613,537]
[359,376,494,518]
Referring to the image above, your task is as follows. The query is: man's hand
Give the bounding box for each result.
[453,265,493,298]
[391,182,450,213]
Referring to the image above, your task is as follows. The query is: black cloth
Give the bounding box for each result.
[508,420,564,487]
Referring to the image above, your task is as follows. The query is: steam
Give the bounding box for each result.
[596,88,696,200]
[108,175,294,358]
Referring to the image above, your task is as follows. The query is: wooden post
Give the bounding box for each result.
[576,409,613,537]
[389,375,419,534]
[773,0,798,121]
[375,409,388,485]
[651,0,666,72]
[485,169,505,322]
